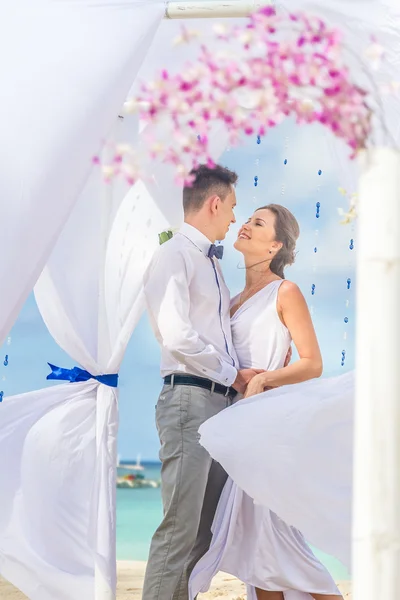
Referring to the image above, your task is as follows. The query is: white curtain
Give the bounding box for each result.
[0,100,229,600]
[0,2,166,598]
[0,115,172,599]
[0,0,164,346]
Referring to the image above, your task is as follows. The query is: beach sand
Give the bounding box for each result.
[0,561,351,599]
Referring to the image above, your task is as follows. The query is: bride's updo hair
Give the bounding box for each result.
[257,204,300,279]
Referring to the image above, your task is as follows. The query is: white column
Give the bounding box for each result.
[165,0,272,19]
[353,147,400,600]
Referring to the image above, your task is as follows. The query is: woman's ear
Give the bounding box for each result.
[271,241,283,253]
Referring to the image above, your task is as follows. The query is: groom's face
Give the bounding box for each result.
[214,187,237,240]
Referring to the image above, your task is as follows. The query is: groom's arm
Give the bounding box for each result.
[144,246,238,386]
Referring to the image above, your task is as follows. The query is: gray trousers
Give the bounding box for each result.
[142,381,232,600]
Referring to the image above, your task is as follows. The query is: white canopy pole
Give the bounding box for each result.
[165,0,272,19]
[353,147,400,600]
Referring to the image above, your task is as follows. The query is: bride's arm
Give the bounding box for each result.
[245,281,322,396]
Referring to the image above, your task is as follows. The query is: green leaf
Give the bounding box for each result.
[158,230,174,245]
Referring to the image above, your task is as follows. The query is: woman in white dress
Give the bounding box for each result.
[189,204,352,600]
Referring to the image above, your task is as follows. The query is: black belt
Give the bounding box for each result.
[163,374,237,398]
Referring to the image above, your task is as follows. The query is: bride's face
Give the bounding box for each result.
[234,208,282,258]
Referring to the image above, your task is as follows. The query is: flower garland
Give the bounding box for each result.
[99,7,372,186]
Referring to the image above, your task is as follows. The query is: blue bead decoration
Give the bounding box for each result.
[318,169,322,175]
[341,349,346,366]
[254,175,258,187]
[347,278,351,289]
[0,391,3,402]
[257,135,261,144]
[315,202,320,219]
[349,239,354,250]
[344,317,349,323]
[3,355,8,367]
[284,159,287,165]
[311,284,316,295]
[314,247,317,253]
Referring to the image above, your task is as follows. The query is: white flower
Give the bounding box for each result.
[150,142,165,155]
[337,189,358,224]
[239,31,254,45]
[380,81,400,95]
[116,144,134,156]
[102,165,115,178]
[121,163,140,178]
[176,164,188,176]
[173,27,199,46]
[123,99,139,113]
[213,23,228,37]
[365,41,385,70]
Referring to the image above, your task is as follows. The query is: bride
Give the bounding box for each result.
[189,204,352,600]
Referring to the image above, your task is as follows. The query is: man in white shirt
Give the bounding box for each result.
[142,164,260,600]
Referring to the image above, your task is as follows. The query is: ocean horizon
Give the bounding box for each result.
[117,460,350,581]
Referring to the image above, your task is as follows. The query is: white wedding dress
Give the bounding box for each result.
[189,280,353,600]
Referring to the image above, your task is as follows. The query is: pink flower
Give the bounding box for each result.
[97,8,372,187]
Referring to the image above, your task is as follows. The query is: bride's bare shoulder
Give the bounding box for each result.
[277,280,305,304]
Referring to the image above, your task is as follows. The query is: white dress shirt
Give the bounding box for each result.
[143,223,238,386]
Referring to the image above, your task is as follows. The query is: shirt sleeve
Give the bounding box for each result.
[143,246,237,386]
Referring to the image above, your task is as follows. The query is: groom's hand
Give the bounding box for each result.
[232,369,264,394]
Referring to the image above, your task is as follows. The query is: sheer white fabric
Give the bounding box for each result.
[189,480,341,600]
[0,39,230,600]
[0,2,166,598]
[0,0,164,347]
[0,115,171,598]
[197,372,354,577]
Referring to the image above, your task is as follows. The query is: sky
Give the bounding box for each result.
[0,117,357,461]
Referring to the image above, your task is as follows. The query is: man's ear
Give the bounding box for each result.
[208,194,220,215]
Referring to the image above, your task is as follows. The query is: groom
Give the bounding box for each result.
[142,164,260,600]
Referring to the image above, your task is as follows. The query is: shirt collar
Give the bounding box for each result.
[178,223,213,256]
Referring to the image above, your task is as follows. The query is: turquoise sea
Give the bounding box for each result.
[116,461,350,581]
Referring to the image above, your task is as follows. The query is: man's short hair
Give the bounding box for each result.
[183,164,238,214]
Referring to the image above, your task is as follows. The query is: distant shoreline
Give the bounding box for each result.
[118,460,161,465]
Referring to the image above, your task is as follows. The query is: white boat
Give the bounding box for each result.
[119,453,144,472]
[116,476,160,489]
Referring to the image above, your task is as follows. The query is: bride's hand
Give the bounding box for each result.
[244,373,270,398]
[284,345,292,367]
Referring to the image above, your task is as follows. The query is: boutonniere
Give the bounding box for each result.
[158,230,173,245]
[158,228,178,245]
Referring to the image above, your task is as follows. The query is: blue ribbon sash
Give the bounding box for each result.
[46,363,118,388]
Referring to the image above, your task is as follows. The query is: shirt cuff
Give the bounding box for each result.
[218,362,237,387]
